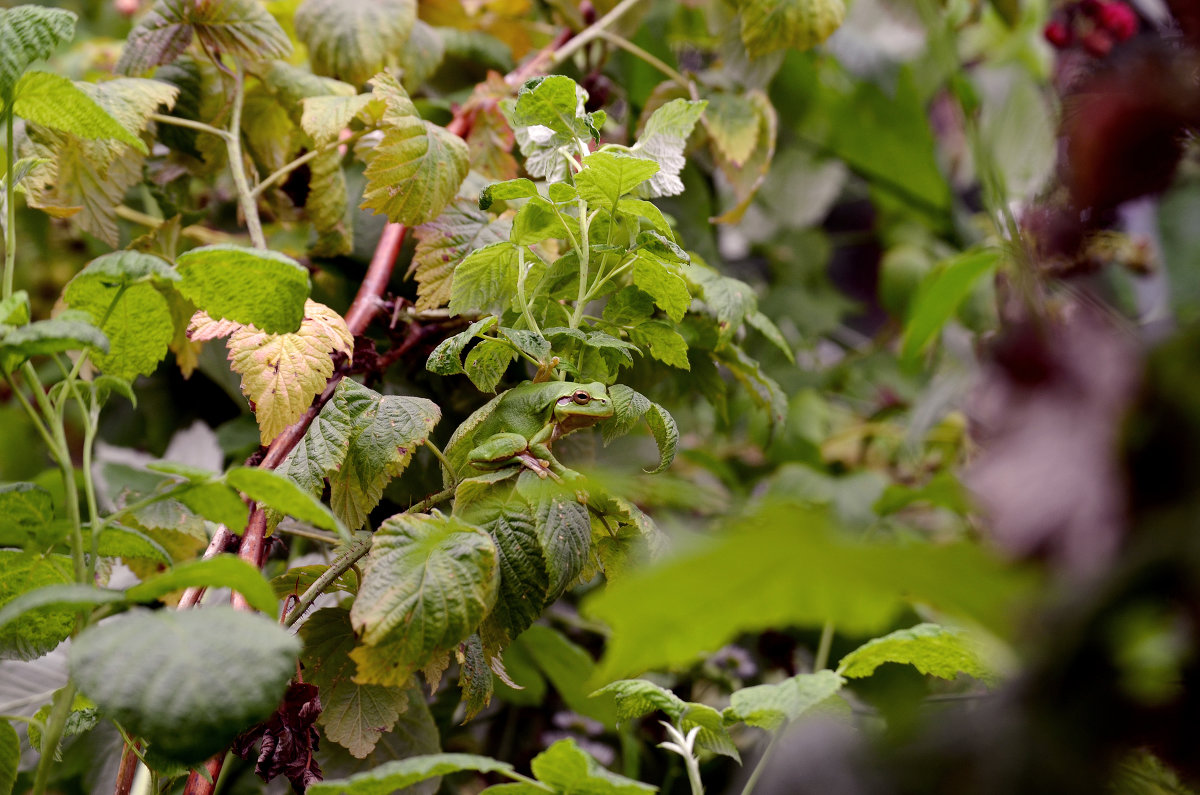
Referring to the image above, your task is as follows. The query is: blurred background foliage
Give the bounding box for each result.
[6,0,1200,792]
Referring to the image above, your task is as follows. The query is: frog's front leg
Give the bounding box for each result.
[469,433,558,479]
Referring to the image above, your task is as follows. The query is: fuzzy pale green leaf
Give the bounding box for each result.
[62,251,177,379]
[175,244,311,334]
[70,607,299,762]
[630,98,706,198]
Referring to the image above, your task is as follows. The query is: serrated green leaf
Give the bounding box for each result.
[274,379,438,530]
[62,251,177,380]
[0,583,125,636]
[21,122,144,246]
[631,255,690,322]
[117,0,291,75]
[411,200,512,312]
[682,702,741,760]
[176,244,311,334]
[427,316,498,375]
[644,401,678,474]
[0,291,30,326]
[464,338,516,394]
[300,607,411,758]
[295,0,415,86]
[26,691,98,754]
[95,524,170,564]
[576,151,660,212]
[361,78,468,226]
[349,513,499,686]
[630,98,706,198]
[0,718,17,795]
[517,474,590,599]
[0,483,56,549]
[309,753,514,795]
[12,72,146,153]
[226,467,347,540]
[901,249,999,362]
[630,321,689,370]
[726,670,845,729]
[326,384,441,530]
[0,6,76,101]
[175,480,248,529]
[747,310,793,358]
[531,738,655,794]
[479,178,539,209]
[70,607,299,762]
[591,678,685,722]
[510,196,577,246]
[511,75,590,143]
[686,266,756,342]
[307,146,353,257]
[126,554,278,615]
[738,0,846,55]
[717,344,787,429]
[585,503,1033,682]
[300,93,377,142]
[457,633,495,720]
[0,551,74,661]
[477,501,549,649]
[603,286,656,326]
[618,198,674,239]
[837,623,993,682]
[499,327,552,363]
[600,384,651,445]
[448,241,519,317]
[0,312,109,373]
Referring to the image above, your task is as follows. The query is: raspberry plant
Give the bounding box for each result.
[3,0,1200,794]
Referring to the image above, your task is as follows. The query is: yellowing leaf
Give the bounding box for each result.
[738,0,846,56]
[360,114,469,227]
[189,300,353,444]
[295,0,416,86]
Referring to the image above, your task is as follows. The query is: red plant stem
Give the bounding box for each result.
[112,741,140,795]
[182,757,224,795]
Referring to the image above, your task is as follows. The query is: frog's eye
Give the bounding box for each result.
[572,390,591,405]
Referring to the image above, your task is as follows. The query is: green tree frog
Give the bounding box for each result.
[442,381,613,484]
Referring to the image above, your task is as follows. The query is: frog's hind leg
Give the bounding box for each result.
[515,450,563,482]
